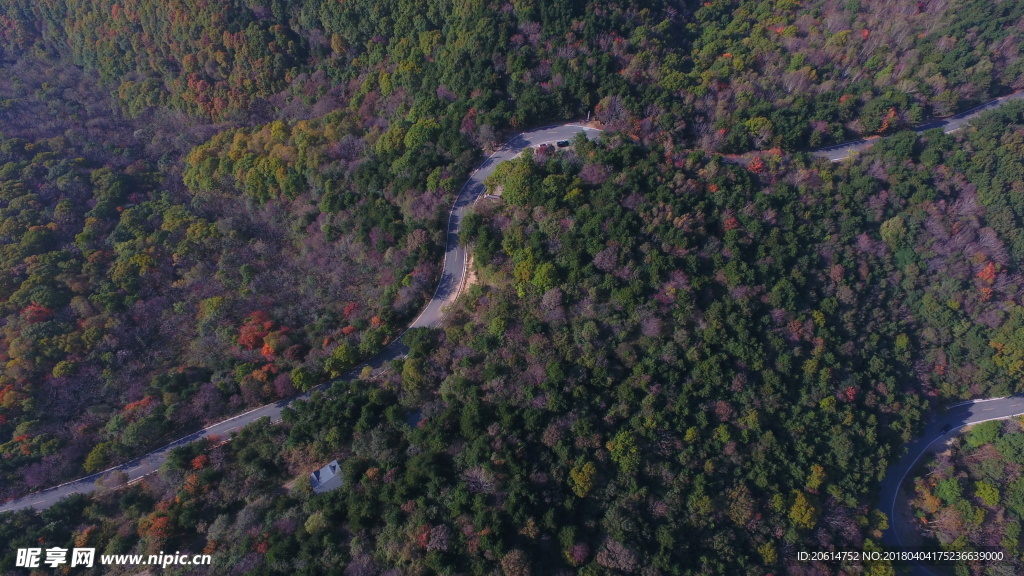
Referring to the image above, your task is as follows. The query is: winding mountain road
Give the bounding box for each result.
[813,90,1024,162]
[878,396,1024,575]
[0,124,601,514]
[6,91,1024,574]
[408,125,601,329]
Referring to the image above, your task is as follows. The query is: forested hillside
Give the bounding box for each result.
[2,0,1024,573]
[7,102,1024,574]
[0,60,455,500]
[1,0,1022,149]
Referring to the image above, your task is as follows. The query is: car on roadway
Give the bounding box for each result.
[556,140,570,147]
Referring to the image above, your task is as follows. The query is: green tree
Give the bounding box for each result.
[569,461,596,497]
[606,431,640,477]
[305,511,329,535]
[789,491,818,530]
[325,343,358,377]
[975,481,1000,506]
[291,367,317,392]
[83,442,113,473]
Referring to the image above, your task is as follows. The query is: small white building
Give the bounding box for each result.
[310,460,343,493]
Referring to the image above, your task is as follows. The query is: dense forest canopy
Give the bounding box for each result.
[1,0,1024,574]
[0,59,460,499]
[1,0,1022,148]
[7,99,1024,574]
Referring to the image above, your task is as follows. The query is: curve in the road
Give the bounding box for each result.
[878,396,1024,575]
[0,123,602,514]
[408,125,602,329]
[9,87,1024,551]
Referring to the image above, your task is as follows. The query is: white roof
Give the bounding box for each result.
[310,460,343,493]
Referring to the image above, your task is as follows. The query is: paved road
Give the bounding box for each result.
[0,124,601,514]
[8,106,1024,569]
[408,125,601,329]
[814,91,1024,162]
[878,396,1024,575]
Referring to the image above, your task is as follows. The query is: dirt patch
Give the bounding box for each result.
[464,253,480,291]
[283,473,312,493]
